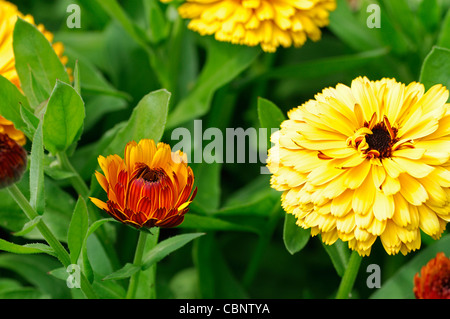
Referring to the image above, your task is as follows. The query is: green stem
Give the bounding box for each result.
[7,184,97,299]
[126,231,149,299]
[335,250,363,299]
[57,152,90,198]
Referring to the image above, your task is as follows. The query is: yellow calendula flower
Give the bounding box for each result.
[90,139,197,230]
[162,0,336,52]
[268,76,450,256]
[0,0,69,145]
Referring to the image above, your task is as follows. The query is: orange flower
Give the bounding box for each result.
[90,139,197,229]
[0,132,27,189]
[414,252,450,299]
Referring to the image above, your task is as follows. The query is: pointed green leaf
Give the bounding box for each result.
[283,213,310,255]
[43,80,85,154]
[419,46,450,92]
[29,121,45,215]
[68,197,89,264]
[142,233,205,271]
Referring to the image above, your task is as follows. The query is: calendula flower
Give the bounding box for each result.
[414,252,450,299]
[162,0,336,52]
[0,132,27,189]
[0,0,70,145]
[268,76,450,256]
[90,139,197,230]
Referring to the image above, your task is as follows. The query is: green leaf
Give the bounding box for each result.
[29,121,45,215]
[418,0,441,32]
[104,89,170,156]
[437,10,450,49]
[43,80,85,155]
[328,0,381,51]
[419,46,450,91]
[0,238,53,255]
[322,239,350,277]
[166,39,260,128]
[142,232,205,271]
[371,233,450,299]
[12,17,70,107]
[12,216,42,237]
[0,75,33,138]
[257,97,286,130]
[102,263,140,281]
[283,213,310,255]
[68,197,89,264]
[180,214,257,233]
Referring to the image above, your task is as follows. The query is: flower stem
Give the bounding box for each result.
[335,250,363,299]
[126,231,149,299]
[57,152,90,198]
[7,184,97,299]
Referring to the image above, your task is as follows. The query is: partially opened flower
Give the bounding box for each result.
[414,252,450,299]
[162,0,336,52]
[268,76,450,256]
[90,139,197,230]
[0,132,27,189]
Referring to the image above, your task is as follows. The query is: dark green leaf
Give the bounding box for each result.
[167,39,260,128]
[283,213,310,255]
[322,239,350,277]
[102,263,140,281]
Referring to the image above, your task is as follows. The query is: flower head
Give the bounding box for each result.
[414,252,450,299]
[0,132,27,189]
[268,76,450,256]
[162,0,336,52]
[90,139,197,230]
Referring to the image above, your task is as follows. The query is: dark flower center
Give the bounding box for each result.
[365,125,392,155]
[135,164,163,183]
[363,115,398,159]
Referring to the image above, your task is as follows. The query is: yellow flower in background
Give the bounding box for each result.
[162,0,336,52]
[268,76,450,256]
[0,0,69,145]
[90,139,197,230]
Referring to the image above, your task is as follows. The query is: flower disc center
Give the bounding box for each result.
[365,126,392,155]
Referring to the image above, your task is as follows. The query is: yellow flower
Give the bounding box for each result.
[268,76,450,256]
[90,139,197,229]
[162,0,336,52]
[0,0,69,145]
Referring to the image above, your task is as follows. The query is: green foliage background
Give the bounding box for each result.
[0,0,449,299]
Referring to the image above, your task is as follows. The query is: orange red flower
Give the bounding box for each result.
[90,139,197,229]
[414,252,450,299]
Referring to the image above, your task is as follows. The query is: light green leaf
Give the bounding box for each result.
[102,263,140,281]
[419,46,450,92]
[29,121,45,215]
[43,80,85,154]
[142,232,205,271]
[12,216,42,237]
[104,89,170,156]
[283,213,310,255]
[68,197,89,264]
[0,238,53,256]
[437,10,450,49]
[12,17,70,107]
